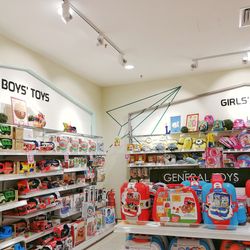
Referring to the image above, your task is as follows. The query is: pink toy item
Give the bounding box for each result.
[219,136,242,150]
[233,119,246,130]
[205,147,223,168]
[238,130,250,149]
[204,115,214,126]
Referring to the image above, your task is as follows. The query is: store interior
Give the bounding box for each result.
[0,0,250,250]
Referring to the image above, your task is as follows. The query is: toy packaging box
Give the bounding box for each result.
[152,184,201,223]
[0,124,14,139]
[71,219,86,247]
[49,135,70,152]
[202,173,246,229]
[120,182,150,221]
[82,202,95,220]
[0,161,17,174]
[104,206,115,225]
[169,238,211,250]
[96,210,105,231]
[86,216,97,239]
[0,138,14,150]
[205,147,223,168]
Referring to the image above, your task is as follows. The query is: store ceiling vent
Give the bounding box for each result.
[239,7,250,27]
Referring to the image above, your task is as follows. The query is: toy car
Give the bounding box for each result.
[18,179,41,194]
[0,225,13,240]
[37,159,61,172]
[3,189,16,202]
[23,140,39,151]
[19,161,36,174]
[0,161,15,174]
[0,138,13,150]
[30,220,53,232]
[39,141,55,151]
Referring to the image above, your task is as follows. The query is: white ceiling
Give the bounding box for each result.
[0,0,250,86]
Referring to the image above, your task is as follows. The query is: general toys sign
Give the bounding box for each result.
[150,168,249,187]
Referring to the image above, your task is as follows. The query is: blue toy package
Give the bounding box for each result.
[202,173,247,230]
[125,234,167,250]
[182,176,207,203]
[0,225,12,240]
[169,237,212,250]
[14,243,25,250]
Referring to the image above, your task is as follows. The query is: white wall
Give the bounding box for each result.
[0,34,103,135]
[102,67,250,217]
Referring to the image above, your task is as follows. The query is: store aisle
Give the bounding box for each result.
[87,233,125,250]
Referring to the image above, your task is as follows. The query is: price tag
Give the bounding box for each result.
[64,154,69,161]
[27,153,34,163]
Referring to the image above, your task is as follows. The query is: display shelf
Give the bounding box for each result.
[0,236,25,250]
[127,149,205,155]
[56,210,81,219]
[73,226,114,250]
[25,228,54,243]
[223,149,250,154]
[18,183,89,198]
[0,151,105,156]
[63,167,86,173]
[115,221,250,241]
[0,200,27,212]
[4,205,62,220]
[18,187,64,199]
[0,170,64,182]
[128,163,199,168]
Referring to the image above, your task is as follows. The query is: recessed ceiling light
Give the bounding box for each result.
[124,64,135,70]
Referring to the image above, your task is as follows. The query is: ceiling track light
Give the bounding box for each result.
[58,0,73,24]
[59,1,135,70]
[191,49,250,70]
[119,55,135,70]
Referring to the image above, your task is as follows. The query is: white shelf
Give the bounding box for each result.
[128,163,199,168]
[4,205,62,220]
[18,183,89,198]
[127,149,205,155]
[223,150,250,154]
[0,150,105,156]
[64,167,87,173]
[56,210,81,219]
[18,186,64,199]
[73,226,114,250]
[0,200,27,212]
[0,170,64,181]
[115,221,250,241]
[0,236,25,250]
[25,228,54,243]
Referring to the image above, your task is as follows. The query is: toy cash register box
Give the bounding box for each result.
[152,184,201,223]
[202,173,247,229]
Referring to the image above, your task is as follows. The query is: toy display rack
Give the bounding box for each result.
[115,221,250,241]
[0,124,107,250]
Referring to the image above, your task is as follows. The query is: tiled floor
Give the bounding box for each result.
[87,232,125,250]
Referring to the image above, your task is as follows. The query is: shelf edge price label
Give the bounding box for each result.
[27,153,34,163]
[64,154,69,162]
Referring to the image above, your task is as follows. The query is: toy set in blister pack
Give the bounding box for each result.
[152,184,201,224]
[202,173,246,229]
[121,181,150,221]
[125,234,167,250]
[169,238,214,250]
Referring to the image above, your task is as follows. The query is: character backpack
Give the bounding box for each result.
[169,238,213,250]
[120,181,150,221]
[182,176,207,203]
[152,184,201,223]
[220,240,250,250]
[125,234,167,250]
[202,173,246,229]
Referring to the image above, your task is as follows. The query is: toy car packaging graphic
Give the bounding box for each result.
[202,173,247,229]
[120,181,150,221]
[0,124,13,138]
[37,159,61,172]
[182,176,207,203]
[39,141,55,152]
[125,234,167,250]
[17,161,36,174]
[152,184,201,223]
[169,238,212,250]
[220,240,250,250]
[0,161,15,174]
[0,138,13,150]
[23,140,39,151]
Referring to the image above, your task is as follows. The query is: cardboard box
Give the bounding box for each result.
[0,138,15,150]
[14,127,24,140]
[86,217,97,239]
[71,219,86,246]
[15,140,24,151]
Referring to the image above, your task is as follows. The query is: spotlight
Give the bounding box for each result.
[119,55,135,70]
[190,60,198,70]
[58,0,73,24]
[242,52,250,64]
[97,34,107,48]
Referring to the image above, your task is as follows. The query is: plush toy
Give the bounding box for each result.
[212,120,224,131]
[192,138,207,150]
[177,137,185,150]
[233,119,246,130]
[204,115,214,127]
[223,119,233,130]
[183,137,193,150]
[164,154,176,164]
[199,120,208,132]
[180,126,189,133]
[206,133,215,148]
